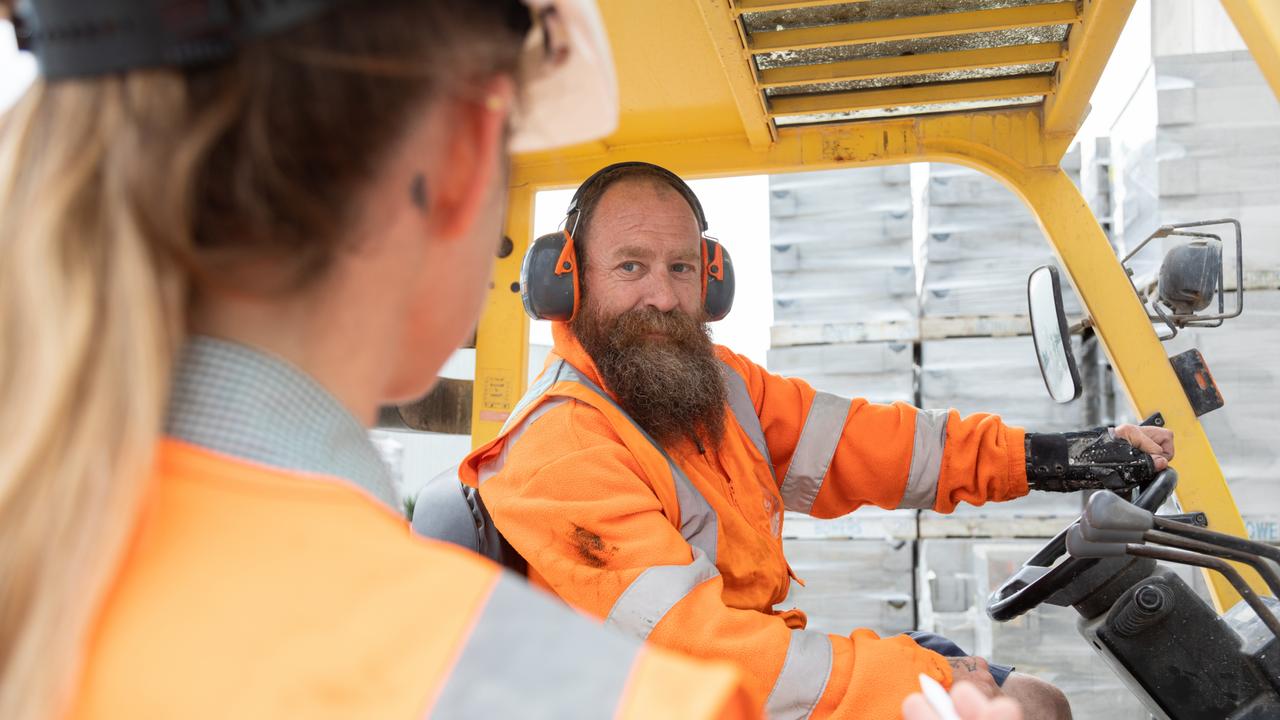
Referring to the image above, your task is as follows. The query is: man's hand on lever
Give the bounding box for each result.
[1025,425,1175,493]
[1112,424,1175,471]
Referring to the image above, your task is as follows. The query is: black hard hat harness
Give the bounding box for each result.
[12,0,357,79]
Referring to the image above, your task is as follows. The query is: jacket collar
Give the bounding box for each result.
[165,335,398,509]
[550,322,611,392]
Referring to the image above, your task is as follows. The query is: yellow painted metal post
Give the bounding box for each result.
[1005,167,1264,609]
[471,184,533,448]
[1221,0,1280,101]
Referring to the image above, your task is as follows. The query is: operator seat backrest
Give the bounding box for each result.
[411,466,525,574]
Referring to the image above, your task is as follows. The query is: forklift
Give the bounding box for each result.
[389,1,1280,717]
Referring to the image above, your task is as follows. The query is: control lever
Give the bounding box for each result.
[1083,492,1280,598]
[1067,524,1280,638]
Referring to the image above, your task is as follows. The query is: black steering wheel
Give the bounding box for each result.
[987,470,1178,622]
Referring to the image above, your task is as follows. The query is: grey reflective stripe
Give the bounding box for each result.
[606,547,720,639]
[779,392,852,514]
[500,361,567,434]
[720,362,774,481]
[477,397,570,485]
[556,362,720,563]
[430,572,639,718]
[901,408,950,509]
[765,630,834,720]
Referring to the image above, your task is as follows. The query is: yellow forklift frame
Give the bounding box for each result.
[473,0,1280,610]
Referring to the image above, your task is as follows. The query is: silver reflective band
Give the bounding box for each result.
[779,392,852,514]
[720,362,774,480]
[901,409,949,509]
[670,455,720,562]
[431,573,639,718]
[501,361,567,433]
[765,630,834,720]
[606,548,720,640]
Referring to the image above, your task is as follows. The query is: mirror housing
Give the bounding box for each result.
[1027,265,1082,404]
[1158,241,1221,315]
[1120,218,1244,341]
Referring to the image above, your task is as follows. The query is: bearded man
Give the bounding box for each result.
[452,162,1174,720]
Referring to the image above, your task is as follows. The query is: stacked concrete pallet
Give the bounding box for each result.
[770,165,917,344]
[916,159,1083,319]
[770,166,923,648]
[768,165,918,401]
[915,160,1096,529]
[1153,51,1280,274]
[1110,48,1280,542]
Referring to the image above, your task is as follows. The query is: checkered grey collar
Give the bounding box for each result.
[165,336,397,509]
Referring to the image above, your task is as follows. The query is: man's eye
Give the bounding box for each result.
[672,263,696,274]
[620,261,641,273]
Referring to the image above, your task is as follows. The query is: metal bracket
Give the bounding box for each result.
[1120,219,1245,341]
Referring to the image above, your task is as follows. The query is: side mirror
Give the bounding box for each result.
[1027,265,1082,404]
[1120,218,1244,341]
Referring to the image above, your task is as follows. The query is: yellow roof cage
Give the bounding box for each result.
[459,0,1280,608]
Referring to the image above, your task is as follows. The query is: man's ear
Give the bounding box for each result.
[427,75,516,241]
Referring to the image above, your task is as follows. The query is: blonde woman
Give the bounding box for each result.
[0,1,750,718]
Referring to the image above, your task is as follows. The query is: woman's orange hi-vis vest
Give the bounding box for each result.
[67,439,753,719]
[460,324,1029,720]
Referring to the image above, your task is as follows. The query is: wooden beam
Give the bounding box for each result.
[759,42,1067,89]
[768,75,1054,118]
[377,378,473,435]
[750,2,1080,54]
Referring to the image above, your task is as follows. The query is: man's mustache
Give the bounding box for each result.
[608,308,704,343]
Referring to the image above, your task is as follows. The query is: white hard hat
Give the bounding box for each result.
[511,0,618,153]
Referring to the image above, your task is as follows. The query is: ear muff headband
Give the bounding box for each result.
[521,161,734,323]
[564,161,709,237]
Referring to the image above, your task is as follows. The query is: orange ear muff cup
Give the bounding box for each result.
[703,238,734,321]
[520,231,581,322]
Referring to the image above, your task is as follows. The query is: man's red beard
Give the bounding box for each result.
[571,303,727,449]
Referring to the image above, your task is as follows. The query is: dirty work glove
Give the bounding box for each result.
[1025,428,1157,493]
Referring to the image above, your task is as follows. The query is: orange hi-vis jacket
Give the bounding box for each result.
[460,324,1030,720]
[68,439,754,719]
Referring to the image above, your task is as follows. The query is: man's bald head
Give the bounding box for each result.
[569,164,703,251]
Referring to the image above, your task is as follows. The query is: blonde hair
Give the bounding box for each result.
[0,3,524,717]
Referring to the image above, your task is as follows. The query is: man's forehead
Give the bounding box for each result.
[594,178,699,224]
[586,179,701,250]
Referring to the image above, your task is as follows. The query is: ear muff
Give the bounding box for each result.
[520,231,580,322]
[703,238,735,322]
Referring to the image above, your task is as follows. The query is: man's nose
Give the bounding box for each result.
[642,272,681,313]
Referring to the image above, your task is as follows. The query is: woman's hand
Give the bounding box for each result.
[903,681,1024,720]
